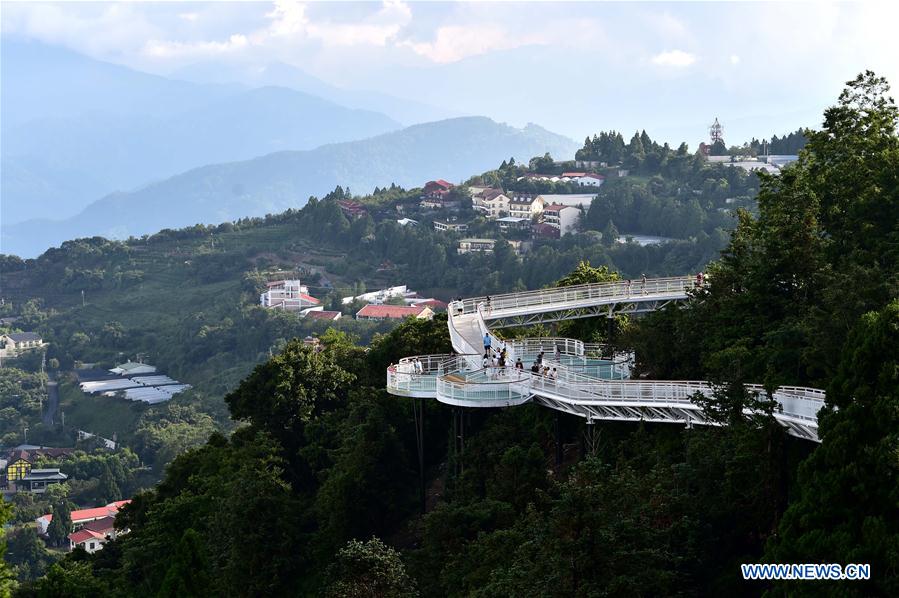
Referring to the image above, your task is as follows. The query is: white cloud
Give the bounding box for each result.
[730,54,740,65]
[306,1,412,47]
[178,12,199,23]
[265,0,309,37]
[144,34,250,59]
[651,49,696,68]
[1,2,161,56]
[401,24,539,63]
[137,0,413,61]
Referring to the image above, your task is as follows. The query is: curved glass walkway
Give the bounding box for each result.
[387,277,826,442]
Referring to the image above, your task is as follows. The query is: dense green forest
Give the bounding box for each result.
[574,128,807,164]
[1,72,895,596]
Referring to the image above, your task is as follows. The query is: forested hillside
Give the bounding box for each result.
[2,72,896,596]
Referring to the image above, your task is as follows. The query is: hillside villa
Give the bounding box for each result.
[304,310,342,321]
[37,499,132,537]
[355,304,434,321]
[68,516,120,554]
[260,280,321,313]
[3,446,75,490]
[0,332,44,358]
[336,200,367,220]
[542,204,582,236]
[472,188,511,219]
[433,220,469,233]
[342,285,417,305]
[458,238,525,255]
[508,194,544,220]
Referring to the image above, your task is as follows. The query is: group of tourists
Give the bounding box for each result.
[623,274,649,297]
[482,334,560,381]
[483,333,510,377]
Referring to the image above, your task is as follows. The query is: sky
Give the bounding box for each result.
[3,0,898,146]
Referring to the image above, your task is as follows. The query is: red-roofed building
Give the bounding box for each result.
[423,180,454,198]
[69,528,106,553]
[305,310,342,321]
[337,200,367,220]
[411,299,448,311]
[532,222,560,239]
[561,172,587,178]
[68,515,120,553]
[37,500,131,536]
[356,304,434,321]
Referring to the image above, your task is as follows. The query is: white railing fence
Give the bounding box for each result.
[458,276,701,317]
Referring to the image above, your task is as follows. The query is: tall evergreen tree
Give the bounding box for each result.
[766,301,899,596]
[46,501,72,549]
[157,529,212,598]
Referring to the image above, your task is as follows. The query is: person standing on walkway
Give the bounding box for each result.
[641,274,647,295]
[484,333,492,354]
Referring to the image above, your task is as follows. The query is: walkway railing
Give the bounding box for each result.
[387,354,478,397]
[436,368,533,407]
[395,276,825,441]
[453,276,697,317]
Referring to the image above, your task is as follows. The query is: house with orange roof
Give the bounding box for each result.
[37,499,131,536]
[355,304,434,321]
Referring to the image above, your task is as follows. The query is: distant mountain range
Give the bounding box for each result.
[170,60,458,126]
[3,117,577,258]
[1,40,401,224]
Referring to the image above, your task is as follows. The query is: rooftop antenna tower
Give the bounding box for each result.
[709,118,724,146]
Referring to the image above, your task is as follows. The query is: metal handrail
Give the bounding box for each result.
[394,276,826,440]
[506,337,584,358]
[459,276,699,316]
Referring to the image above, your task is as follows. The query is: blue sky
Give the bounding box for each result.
[4,1,897,147]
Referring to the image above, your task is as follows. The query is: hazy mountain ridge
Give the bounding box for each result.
[2,117,577,257]
[171,60,459,125]
[1,40,402,224]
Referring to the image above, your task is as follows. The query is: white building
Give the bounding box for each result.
[260,280,320,312]
[508,194,544,220]
[472,188,511,219]
[342,285,416,306]
[434,221,469,232]
[458,238,524,256]
[0,332,44,358]
[495,216,531,232]
[542,204,582,236]
[575,173,605,187]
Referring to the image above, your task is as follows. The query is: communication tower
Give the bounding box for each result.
[709,118,724,145]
